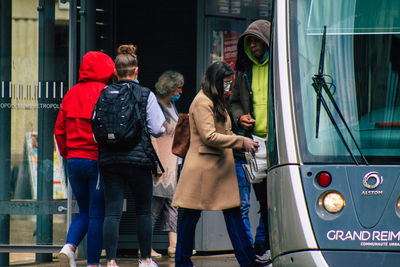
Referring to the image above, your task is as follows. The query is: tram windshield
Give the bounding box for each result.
[290,0,400,164]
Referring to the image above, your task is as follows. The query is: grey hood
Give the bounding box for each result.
[235,20,271,72]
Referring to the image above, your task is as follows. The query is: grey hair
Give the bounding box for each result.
[155,70,184,97]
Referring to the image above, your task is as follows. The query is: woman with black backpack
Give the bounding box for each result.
[98,44,165,267]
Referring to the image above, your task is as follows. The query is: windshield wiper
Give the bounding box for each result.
[314,26,326,139]
[312,26,368,165]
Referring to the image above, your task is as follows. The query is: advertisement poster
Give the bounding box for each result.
[211,30,240,70]
[26,132,67,199]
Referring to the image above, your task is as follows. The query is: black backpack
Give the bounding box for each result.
[91,81,143,149]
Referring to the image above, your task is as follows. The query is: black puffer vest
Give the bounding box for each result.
[98,80,158,170]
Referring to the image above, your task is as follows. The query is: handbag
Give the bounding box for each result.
[242,135,268,184]
[172,113,190,158]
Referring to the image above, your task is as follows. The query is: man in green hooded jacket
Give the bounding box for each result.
[230,19,271,264]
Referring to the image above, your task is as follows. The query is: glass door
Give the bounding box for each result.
[0,0,70,265]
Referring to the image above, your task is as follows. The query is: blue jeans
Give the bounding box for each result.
[100,165,153,260]
[236,159,268,253]
[66,158,105,265]
[175,208,255,267]
[235,159,253,244]
[255,217,265,245]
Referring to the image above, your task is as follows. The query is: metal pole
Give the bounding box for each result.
[77,0,97,260]
[36,0,55,262]
[0,0,12,265]
[86,0,96,52]
[79,0,96,61]
[79,0,87,63]
[67,0,78,229]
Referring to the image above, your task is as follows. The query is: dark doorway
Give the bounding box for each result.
[116,1,197,113]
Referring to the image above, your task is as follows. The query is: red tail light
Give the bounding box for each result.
[316,171,331,187]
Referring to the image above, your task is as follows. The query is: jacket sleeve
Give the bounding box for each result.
[146,91,166,137]
[230,71,245,128]
[54,106,67,158]
[192,97,244,150]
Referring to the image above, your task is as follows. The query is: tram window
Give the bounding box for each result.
[307,0,400,35]
[354,35,400,120]
[289,0,400,164]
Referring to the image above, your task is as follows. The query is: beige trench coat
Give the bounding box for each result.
[172,90,245,211]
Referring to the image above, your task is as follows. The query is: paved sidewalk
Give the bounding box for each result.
[12,253,240,267]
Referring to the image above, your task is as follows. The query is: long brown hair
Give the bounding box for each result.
[201,61,233,122]
[115,44,138,78]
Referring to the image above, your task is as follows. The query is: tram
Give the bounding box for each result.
[268,0,400,266]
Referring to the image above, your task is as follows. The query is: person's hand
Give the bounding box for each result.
[152,163,163,177]
[243,137,259,153]
[240,114,255,130]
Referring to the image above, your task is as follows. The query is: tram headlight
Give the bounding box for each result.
[323,192,345,213]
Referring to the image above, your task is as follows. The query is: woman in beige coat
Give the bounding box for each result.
[172,61,260,267]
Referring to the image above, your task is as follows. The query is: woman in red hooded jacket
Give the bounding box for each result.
[54,51,115,267]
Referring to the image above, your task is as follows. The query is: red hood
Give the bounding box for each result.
[78,51,115,83]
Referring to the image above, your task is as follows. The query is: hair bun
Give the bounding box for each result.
[117,44,137,58]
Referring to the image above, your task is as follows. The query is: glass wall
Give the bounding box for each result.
[0,0,69,264]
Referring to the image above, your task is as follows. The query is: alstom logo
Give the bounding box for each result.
[361,171,383,196]
[363,171,383,189]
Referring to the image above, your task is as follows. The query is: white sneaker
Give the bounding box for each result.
[138,259,158,267]
[58,244,76,267]
[256,249,272,265]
